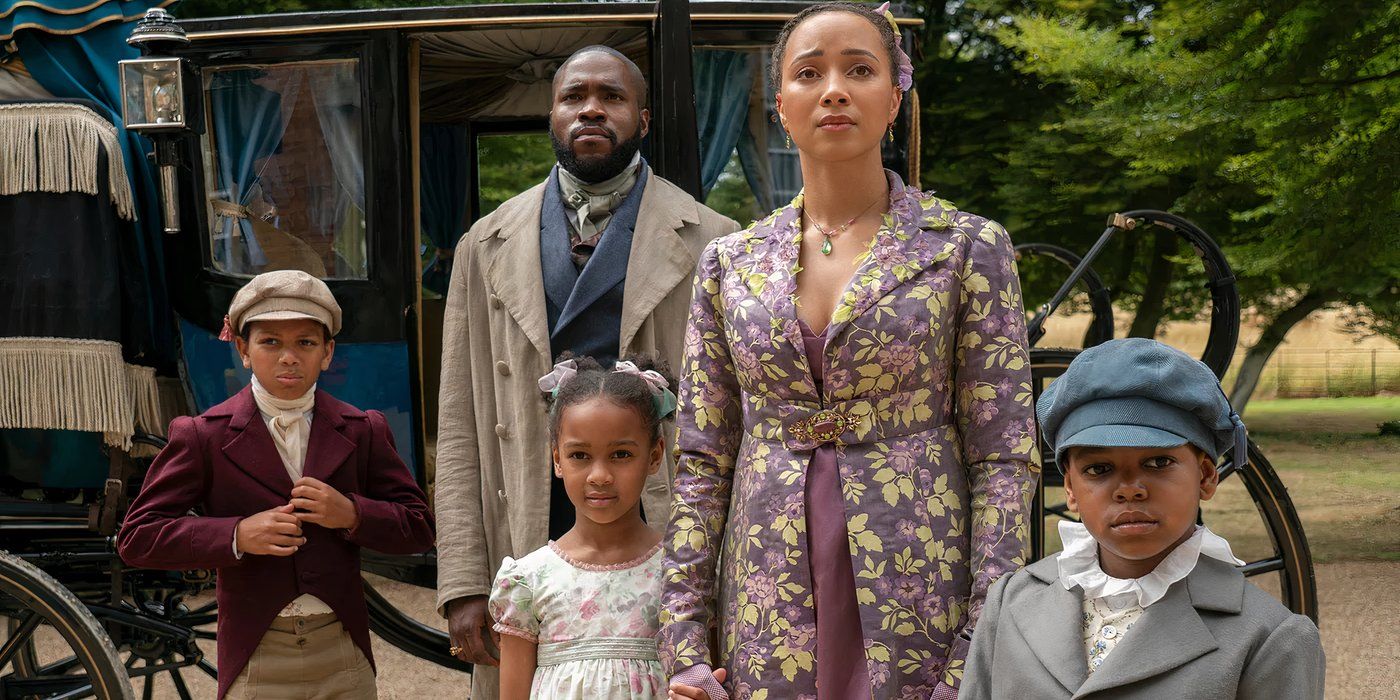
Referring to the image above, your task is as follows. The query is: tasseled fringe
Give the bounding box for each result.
[127,364,164,437]
[0,337,161,450]
[0,103,136,221]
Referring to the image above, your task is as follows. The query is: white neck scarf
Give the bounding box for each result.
[250,376,316,482]
[1057,521,1243,608]
[557,153,641,236]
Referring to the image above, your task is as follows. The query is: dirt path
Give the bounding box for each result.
[24,562,1391,698]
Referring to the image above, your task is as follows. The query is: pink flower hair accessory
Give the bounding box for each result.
[876,2,915,92]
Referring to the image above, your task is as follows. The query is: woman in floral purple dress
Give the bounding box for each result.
[660,4,1039,700]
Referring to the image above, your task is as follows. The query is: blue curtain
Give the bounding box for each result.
[692,50,754,198]
[419,123,470,295]
[15,13,175,368]
[734,49,802,213]
[0,0,170,42]
[207,70,288,272]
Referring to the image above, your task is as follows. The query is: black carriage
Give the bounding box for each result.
[0,1,1312,698]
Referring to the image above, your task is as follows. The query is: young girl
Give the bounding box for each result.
[961,339,1324,699]
[491,355,717,699]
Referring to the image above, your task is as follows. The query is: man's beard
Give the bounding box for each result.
[551,125,644,183]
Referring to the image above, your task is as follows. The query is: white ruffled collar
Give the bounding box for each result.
[1057,521,1243,608]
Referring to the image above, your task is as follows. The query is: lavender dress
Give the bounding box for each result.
[800,318,872,697]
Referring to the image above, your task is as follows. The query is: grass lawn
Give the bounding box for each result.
[1239,397,1399,563]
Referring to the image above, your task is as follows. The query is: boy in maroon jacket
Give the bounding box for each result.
[118,270,435,699]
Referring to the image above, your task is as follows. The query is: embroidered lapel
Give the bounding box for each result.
[553,167,650,334]
[739,200,809,376]
[302,391,357,483]
[824,171,960,343]
[221,388,296,499]
[1013,557,1091,694]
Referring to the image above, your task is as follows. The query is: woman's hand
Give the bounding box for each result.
[289,476,359,530]
[668,667,727,700]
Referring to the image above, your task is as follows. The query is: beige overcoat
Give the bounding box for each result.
[433,168,737,696]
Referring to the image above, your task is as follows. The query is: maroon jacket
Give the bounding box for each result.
[117,387,435,698]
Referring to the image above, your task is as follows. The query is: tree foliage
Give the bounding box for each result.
[907,0,1398,402]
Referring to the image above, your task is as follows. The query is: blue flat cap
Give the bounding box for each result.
[1036,338,1248,470]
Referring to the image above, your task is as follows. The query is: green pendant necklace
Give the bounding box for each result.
[807,195,885,255]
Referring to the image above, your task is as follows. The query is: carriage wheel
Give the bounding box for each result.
[1015,242,1115,350]
[109,587,218,699]
[1028,349,1318,621]
[0,551,133,699]
[1023,210,1241,377]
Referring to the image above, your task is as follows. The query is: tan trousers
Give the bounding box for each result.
[226,613,377,700]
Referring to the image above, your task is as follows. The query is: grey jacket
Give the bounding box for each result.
[961,555,1324,700]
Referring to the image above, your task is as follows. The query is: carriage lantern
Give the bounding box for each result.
[119,8,195,234]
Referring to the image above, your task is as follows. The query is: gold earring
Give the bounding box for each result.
[785,130,792,149]
[888,124,895,142]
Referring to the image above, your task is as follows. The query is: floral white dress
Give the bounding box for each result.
[490,541,666,699]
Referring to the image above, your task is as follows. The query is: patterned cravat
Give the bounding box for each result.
[557,156,640,269]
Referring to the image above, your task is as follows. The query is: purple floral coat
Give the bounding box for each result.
[658,172,1039,699]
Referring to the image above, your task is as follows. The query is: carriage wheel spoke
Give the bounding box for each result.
[186,601,218,617]
[48,684,97,700]
[194,629,217,640]
[1043,502,1079,522]
[143,665,155,700]
[35,655,83,677]
[170,666,194,700]
[196,657,218,679]
[0,611,41,670]
[1239,557,1286,577]
[1218,460,1239,482]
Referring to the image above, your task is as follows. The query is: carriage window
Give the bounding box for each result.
[202,60,367,279]
[476,131,554,217]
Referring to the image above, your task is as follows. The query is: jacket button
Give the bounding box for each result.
[491,295,503,309]
[496,361,510,376]
[495,424,509,439]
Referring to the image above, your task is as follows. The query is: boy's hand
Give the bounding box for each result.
[235,504,304,556]
[669,668,727,700]
[290,477,359,530]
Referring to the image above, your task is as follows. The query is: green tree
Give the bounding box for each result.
[914,0,1398,407]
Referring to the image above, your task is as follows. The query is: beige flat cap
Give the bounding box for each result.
[222,270,342,340]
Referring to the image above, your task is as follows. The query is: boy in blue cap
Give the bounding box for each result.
[960,338,1324,699]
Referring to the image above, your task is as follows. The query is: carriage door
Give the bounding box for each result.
[168,31,421,476]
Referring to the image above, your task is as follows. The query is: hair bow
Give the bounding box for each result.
[538,359,579,397]
[613,361,679,419]
[876,2,915,92]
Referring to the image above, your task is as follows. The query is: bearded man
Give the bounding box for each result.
[433,45,738,698]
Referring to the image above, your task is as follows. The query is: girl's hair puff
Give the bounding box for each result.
[544,353,678,444]
[770,2,903,89]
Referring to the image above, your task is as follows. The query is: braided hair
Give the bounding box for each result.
[544,353,678,444]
